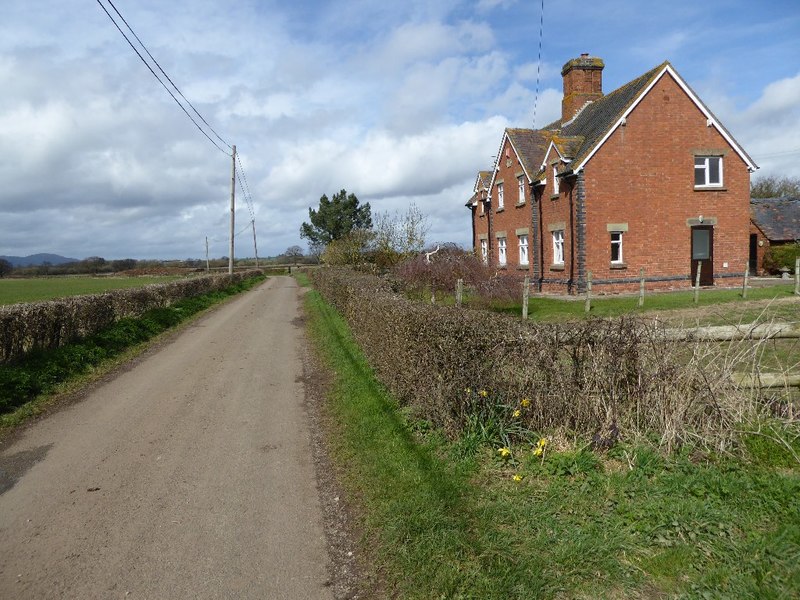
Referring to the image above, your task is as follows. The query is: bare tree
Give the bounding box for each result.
[751,174,800,198]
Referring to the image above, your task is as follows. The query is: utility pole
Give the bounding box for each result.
[251,219,259,268]
[205,236,210,272]
[229,144,236,275]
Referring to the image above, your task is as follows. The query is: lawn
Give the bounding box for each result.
[487,283,799,324]
[306,283,800,599]
[0,275,183,305]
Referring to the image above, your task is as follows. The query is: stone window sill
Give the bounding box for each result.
[549,264,565,271]
[496,207,505,213]
[515,201,526,207]
[693,186,727,192]
[610,262,627,270]
[550,194,560,200]
[517,264,530,270]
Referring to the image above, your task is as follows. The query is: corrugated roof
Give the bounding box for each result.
[750,197,800,241]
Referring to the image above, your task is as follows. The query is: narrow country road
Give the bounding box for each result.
[0,276,335,599]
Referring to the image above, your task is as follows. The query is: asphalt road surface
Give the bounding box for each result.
[0,276,335,599]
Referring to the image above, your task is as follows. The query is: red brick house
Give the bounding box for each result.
[749,197,800,275]
[468,54,758,293]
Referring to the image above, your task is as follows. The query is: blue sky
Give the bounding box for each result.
[1,0,798,260]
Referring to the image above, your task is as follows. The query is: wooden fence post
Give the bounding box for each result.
[742,263,749,299]
[585,271,592,313]
[795,258,800,296]
[638,267,645,307]
[456,278,464,307]
[694,262,702,304]
[522,276,530,320]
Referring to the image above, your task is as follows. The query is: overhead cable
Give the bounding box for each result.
[531,0,545,129]
[95,0,231,156]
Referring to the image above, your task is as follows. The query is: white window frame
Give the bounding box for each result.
[497,236,507,265]
[518,234,529,266]
[552,165,559,194]
[610,231,623,264]
[552,230,564,265]
[518,176,526,203]
[497,182,504,209]
[480,199,485,215]
[480,239,488,264]
[694,156,723,188]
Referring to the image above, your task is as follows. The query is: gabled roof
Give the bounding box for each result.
[557,62,758,175]
[487,128,551,191]
[474,170,492,193]
[466,170,493,207]
[750,197,800,241]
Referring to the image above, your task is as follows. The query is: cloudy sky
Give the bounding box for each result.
[1,0,798,260]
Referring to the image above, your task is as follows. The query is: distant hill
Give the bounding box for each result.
[0,254,79,267]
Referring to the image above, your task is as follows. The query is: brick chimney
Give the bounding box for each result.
[561,53,604,123]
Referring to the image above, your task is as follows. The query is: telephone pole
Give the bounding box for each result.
[228,145,236,275]
[251,219,260,268]
[205,236,210,272]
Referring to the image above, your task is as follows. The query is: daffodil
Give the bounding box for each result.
[498,446,512,458]
[533,446,543,457]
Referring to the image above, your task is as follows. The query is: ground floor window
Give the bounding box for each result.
[518,234,529,265]
[480,239,488,264]
[498,237,507,265]
[552,230,564,265]
[610,231,623,264]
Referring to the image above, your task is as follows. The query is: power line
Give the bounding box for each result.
[104,0,232,151]
[531,0,545,129]
[95,0,230,155]
[752,148,800,159]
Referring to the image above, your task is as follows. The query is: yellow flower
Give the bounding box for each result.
[520,398,531,408]
[498,447,512,458]
[479,389,488,398]
[513,409,521,418]
[538,438,548,448]
[512,474,523,482]
[533,447,543,457]
[465,387,471,395]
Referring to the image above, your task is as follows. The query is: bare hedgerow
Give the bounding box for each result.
[0,271,263,364]
[311,267,794,454]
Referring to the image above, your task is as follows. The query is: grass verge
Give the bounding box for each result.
[0,274,265,427]
[306,288,800,599]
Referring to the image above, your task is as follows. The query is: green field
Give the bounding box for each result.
[0,276,183,305]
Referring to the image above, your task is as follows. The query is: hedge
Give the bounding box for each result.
[311,268,764,451]
[0,271,263,364]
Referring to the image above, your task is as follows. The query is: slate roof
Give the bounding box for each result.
[750,197,800,241]
[504,128,551,180]
[466,170,493,206]
[556,62,668,173]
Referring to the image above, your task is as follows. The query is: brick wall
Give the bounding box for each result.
[542,73,751,293]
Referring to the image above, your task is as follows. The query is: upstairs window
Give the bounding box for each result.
[497,182,504,209]
[518,176,526,203]
[552,165,560,194]
[480,239,488,264]
[694,156,723,188]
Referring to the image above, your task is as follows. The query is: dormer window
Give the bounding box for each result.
[694,156,723,188]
